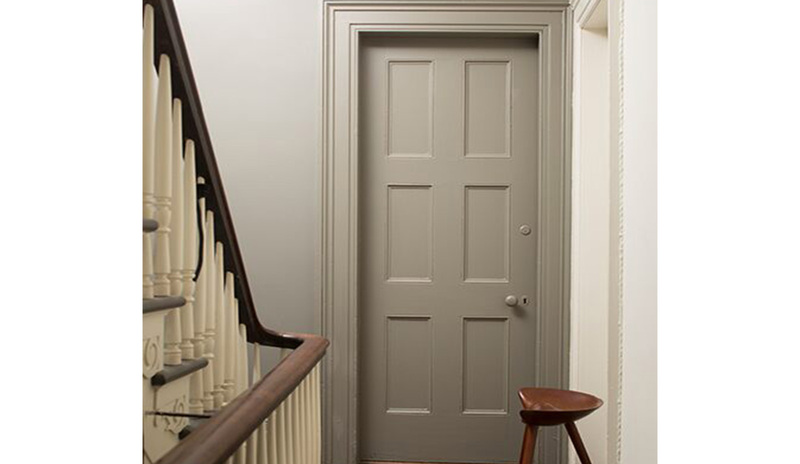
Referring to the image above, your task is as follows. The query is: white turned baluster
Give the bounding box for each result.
[248,343,261,464]
[234,323,249,464]
[181,140,197,359]
[144,233,155,299]
[278,399,289,464]
[267,405,278,464]
[142,4,157,300]
[185,149,203,413]
[213,242,227,409]
[239,316,247,395]
[298,388,304,464]
[202,211,216,411]
[232,302,243,398]
[298,377,307,464]
[189,370,204,414]
[169,99,184,296]
[143,234,155,299]
[308,365,317,464]
[261,382,272,464]
[277,350,290,464]
[314,364,321,464]
[237,305,245,395]
[164,98,185,366]
[280,349,295,464]
[261,426,271,463]
[155,53,181,366]
[193,178,208,359]
[234,441,247,464]
[291,385,301,464]
[311,371,318,464]
[303,370,314,464]
[190,179,208,413]
[142,5,156,216]
[153,54,172,298]
[223,272,236,403]
[236,314,245,394]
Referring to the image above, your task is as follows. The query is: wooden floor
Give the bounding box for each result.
[362,461,507,464]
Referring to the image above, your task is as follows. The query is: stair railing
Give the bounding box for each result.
[142,1,328,463]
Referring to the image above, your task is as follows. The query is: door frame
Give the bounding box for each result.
[569,1,623,463]
[320,2,573,463]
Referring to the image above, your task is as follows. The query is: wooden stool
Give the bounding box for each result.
[517,388,603,464]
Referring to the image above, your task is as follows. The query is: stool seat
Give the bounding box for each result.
[516,388,603,464]
[518,388,603,426]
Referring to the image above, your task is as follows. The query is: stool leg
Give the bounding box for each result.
[519,425,538,464]
[564,421,592,464]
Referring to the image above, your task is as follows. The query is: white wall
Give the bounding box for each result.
[173,0,322,339]
[174,1,656,461]
[571,0,657,463]
[619,0,657,462]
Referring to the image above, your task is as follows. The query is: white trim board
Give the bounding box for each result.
[569,0,617,463]
[320,2,572,463]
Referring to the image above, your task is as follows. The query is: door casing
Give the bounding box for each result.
[320,2,573,463]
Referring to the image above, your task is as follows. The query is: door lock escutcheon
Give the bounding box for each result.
[505,295,530,307]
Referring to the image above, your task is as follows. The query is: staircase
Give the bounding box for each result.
[142,1,328,463]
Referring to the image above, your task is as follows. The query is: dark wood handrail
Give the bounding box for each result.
[157,333,328,464]
[144,1,328,463]
[144,0,301,349]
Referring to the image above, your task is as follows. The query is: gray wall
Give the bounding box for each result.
[174,0,322,336]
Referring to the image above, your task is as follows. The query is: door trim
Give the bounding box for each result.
[320,2,572,463]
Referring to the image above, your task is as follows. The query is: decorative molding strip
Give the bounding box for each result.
[143,335,163,379]
[615,0,625,463]
[157,394,189,435]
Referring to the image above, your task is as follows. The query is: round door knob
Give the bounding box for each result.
[505,295,518,307]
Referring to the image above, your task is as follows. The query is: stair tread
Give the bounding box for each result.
[151,357,209,387]
[143,296,185,314]
[143,218,158,232]
[179,416,209,440]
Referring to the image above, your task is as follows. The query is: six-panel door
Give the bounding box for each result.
[359,36,541,463]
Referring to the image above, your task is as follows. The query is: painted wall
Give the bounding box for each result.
[173,0,322,340]
[174,1,656,461]
[619,0,657,462]
[571,0,656,463]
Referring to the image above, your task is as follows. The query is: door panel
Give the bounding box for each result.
[359,36,540,463]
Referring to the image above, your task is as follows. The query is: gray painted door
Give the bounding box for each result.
[359,36,540,463]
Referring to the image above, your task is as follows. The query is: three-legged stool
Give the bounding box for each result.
[517,388,603,464]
